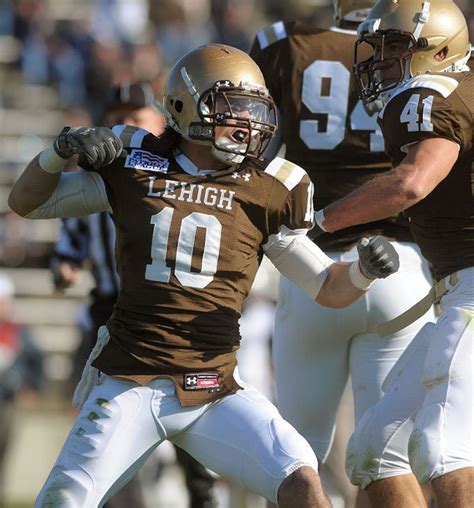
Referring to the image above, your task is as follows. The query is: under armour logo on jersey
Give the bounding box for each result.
[184,372,220,391]
[231,172,251,181]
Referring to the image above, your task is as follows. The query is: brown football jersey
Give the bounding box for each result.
[379,72,474,280]
[250,21,413,250]
[82,125,314,405]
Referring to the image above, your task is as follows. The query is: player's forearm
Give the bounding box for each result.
[9,154,63,217]
[321,168,419,233]
[316,262,365,308]
[10,126,122,219]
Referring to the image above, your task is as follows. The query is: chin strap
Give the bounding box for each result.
[406,2,431,80]
[413,2,431,40]
[211,145,244,164]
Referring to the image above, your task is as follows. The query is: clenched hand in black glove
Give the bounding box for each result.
[357,236,400,279]
[54,127,123,169]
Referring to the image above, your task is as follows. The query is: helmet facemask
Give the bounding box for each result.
[188,81,277,164]
[354,30,416,105]
[353,0,470,114]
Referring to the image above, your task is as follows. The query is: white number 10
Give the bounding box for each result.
[145,207,222,288]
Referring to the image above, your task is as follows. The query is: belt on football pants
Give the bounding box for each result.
[377,271,459,337]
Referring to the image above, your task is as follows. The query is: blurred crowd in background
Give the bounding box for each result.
[0,1,472,507]
[0,0,337,270]
[0,0,472,266]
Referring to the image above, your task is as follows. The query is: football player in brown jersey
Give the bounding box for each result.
[9,44,399,508]
[309,0,473,506]
[51,81,217,508]
[250,0,435,504]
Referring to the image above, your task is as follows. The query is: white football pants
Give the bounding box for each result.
[35,375,318,507]
[346,267,474,487]
[273,241,435,462]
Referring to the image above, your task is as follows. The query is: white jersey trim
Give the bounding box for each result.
[380,75,460,119]
[112,125,149,148]
[130,128,149,148]
[111,124,126,137]
[256,21,287,49]
[264,157,306,191]
[174,149,216,176]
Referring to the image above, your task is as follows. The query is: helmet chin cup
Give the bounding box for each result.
[211,145,244,165]
[215,135,247,156]
[362,96,385,116]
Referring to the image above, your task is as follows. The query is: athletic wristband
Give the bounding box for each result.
[349,261,375,291]
[314,209,328,232]
[38,143,68,174]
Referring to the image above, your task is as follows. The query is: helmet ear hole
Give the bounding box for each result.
[174,100,183,113]
[435,46,449,61]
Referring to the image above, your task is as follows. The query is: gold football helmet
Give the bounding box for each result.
[161,44,277,164]
[354,0,470,105]
[334,0,378,26]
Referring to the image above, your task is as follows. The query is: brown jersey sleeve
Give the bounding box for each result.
[250,21,296,106]
[264,157,314,236]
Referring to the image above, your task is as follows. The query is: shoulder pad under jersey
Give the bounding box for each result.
[255,21,288,50]
[111,125,151,148]
[381,74,460,118]
[264,157,308,191]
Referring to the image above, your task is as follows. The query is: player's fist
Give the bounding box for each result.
[53,127,123,169]
[357,236,399,279]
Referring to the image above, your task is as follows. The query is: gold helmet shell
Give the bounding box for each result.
[333,0,378,26]
[162,44,276,163]
[354,0,470,103]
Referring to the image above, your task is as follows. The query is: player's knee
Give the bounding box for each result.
[35,466,91,507]
[277,465,320,502]
[345,407,384,489]
[407,406,472,483]
[304,437,331,465]
[408,405,445,483]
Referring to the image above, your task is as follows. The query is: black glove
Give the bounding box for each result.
[53,126,123,169]
[357,236,399,279]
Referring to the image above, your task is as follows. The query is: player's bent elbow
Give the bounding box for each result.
[315,263,364,308]
[8,191,30,217]
[400,177,428,203]
[315,288,361,309]
[397,160,445,205]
